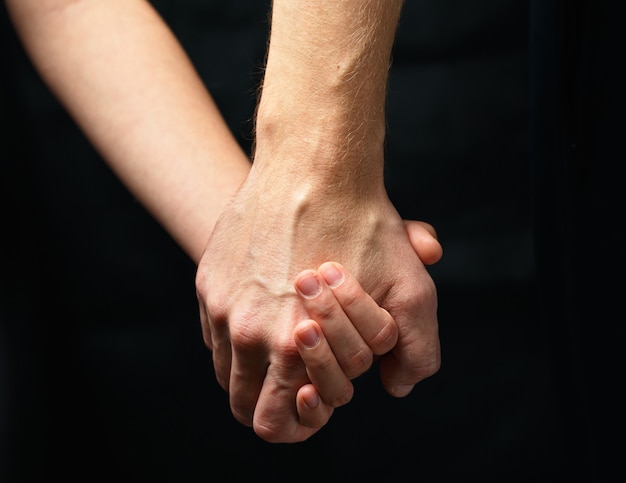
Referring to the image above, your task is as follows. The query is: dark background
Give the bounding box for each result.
[1,1,567,481]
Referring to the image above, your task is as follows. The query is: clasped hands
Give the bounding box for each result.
[195,162,442,443]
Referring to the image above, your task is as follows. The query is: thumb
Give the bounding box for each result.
[403,220,443,265]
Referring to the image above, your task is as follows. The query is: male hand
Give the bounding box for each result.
[195,160,441,442]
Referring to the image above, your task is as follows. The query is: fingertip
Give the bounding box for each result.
[422,238,444,265]
[296,384,333,429]
[404,219,444,265]
[301,386,321,410]
[294,319,321,349]
[294,270,323,298]
[318,261,345,288]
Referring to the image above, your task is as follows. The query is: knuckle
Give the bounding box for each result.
[390,328,441,385]
[409,347,442,382]
[194,266,207,292]
[416,281,439,311]
[199,294,229,332]
[421,352,442,378]
[306,354,337,373]
[343,347,373,379]
[370,319,398,355]
[229,315,265,352]
[194,266,214,299]
[327,383,354,408]
[395,278,438,313]
[310,301,340,323]
[272,332,301,361]
[338,283,363,311]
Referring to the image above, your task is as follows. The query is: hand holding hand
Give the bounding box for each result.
[196,160,441,443]
[293,221,443,428]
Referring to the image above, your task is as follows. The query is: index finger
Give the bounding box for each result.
[318,261,398,356]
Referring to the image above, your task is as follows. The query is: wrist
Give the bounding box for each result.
[250,130,386,208]
[253,78,387,192]
[234,161,393,267]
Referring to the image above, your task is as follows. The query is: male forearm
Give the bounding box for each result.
[5,0,251,263]
[196,0,439,442]
[254,0,404,190]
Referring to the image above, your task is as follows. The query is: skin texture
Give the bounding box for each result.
[293,221,443,428]
[196,0,441,443]
[6,0,442,442]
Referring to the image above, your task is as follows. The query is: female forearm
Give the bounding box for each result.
[5,0,251,263]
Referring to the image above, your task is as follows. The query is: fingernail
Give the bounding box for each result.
[296,273,321,298]
[303,391,320,410]
[298,324,320,348]
[321,264,344,287]
[390,385,414,397]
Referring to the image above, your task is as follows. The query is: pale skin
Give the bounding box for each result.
[6,0,441,442]
[196,0,441,443]
[294,222,442,429]
[4,0,251,263]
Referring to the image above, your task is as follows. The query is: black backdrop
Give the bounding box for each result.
[1,1,567,481]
